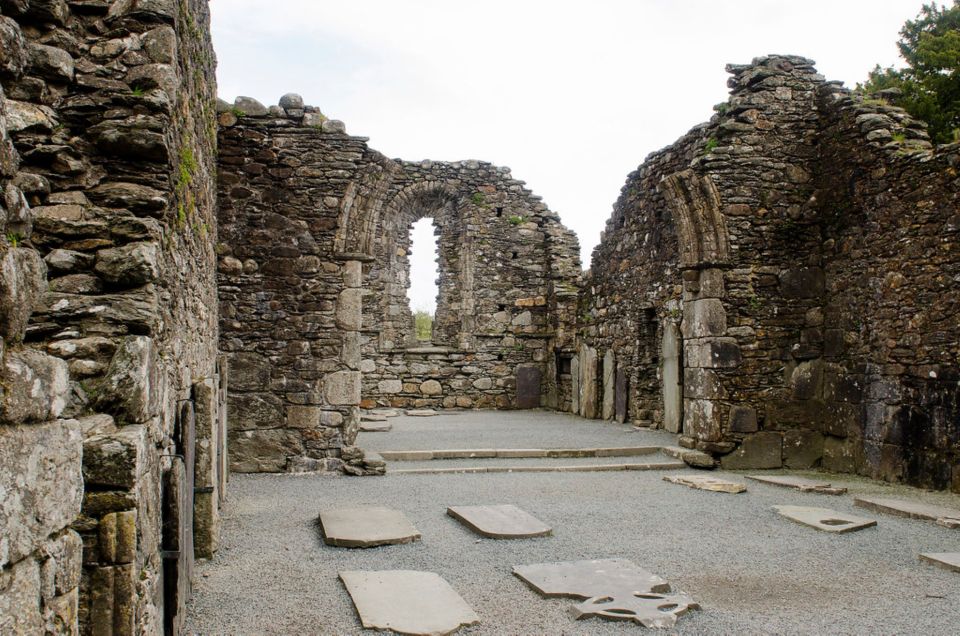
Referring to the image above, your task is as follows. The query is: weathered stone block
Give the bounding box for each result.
[93,336,158,424]
[94,242,159,287]
[44,529,82,596]
[779,267,825,298]
[420,380,442,395]
[343,260,362,288]
[789,360,823,400]
[683,368,725,400]
[98,510,136,565]
[0,16,28,78]
[286,405,321,429]
[681,298,727,339]
[720,432,783,470]
[89,563,135,636]
[82,426,146,490]
[602,349,615,420]
[229,428,303,473]
[325,371,360,405]
[1,348,69,424]
[336,288,362,330]
[471,377,493,390]
[578,346,598,419]
[0,420,82,569]
[0,557,42,634]
[228,392,283,430]
[28,42,74,82]
[0,248,47,342]
[683,398,723,442]
[377,379,402,394]
[684,338,741,368]
[823,435,864,474]
[228,352,271,392]
[728,405,758,433]
[783,430,824,469]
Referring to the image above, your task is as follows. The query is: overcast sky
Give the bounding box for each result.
[211,0,925,313]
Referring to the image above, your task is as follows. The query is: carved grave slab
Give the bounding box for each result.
[446,504,552,539]
[747,474,846,495]
[513,559,699,628]
[516,366,542,409]
[319,507,420,547]
[664,474,746,494]
[854,497,960,527]
[919,553,960,573]
[340,570,479,635]
[773,505,877,533]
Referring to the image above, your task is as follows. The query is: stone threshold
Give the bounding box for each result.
[389,460,686,475]
[378,446,665,461]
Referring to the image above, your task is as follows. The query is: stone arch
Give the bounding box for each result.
[659,169,729,268]
[333,158,399,259]
[377,181,466,349]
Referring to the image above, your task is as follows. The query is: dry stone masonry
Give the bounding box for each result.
[579,55,958,493]
[1,2,958,633]
[217,101,581,474]
[1,1,226,633]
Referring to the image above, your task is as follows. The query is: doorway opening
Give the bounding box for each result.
[407,217,439,342]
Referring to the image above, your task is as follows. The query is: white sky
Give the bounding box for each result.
[211,0,924,313]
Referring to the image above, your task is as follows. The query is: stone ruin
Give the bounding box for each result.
[0,1,956,633]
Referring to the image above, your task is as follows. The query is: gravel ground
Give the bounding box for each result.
[185,412,960,635]
[360,410,677,452]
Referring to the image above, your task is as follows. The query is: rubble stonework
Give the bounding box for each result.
[217,105,582,472]
[1,0,225,633]
[581,55,958,492]
[1,4,959,633]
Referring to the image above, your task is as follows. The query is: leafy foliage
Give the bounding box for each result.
[861,1,960,144]
[414,310,433,341]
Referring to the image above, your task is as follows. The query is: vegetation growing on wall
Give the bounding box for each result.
[861,1,960,144]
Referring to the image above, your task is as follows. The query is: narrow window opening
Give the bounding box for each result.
[511,251,518,260]
[495,206,503,217]
[407,217,439,342]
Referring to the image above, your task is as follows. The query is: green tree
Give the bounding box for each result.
[414,310,433,341]
[861,1,960,144]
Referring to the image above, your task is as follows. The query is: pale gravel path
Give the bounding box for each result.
[185,412,960,635]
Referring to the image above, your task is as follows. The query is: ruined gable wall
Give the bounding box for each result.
[217,108,372,474]
[815,84,959,491]
[360,160,582,411]
[218,101,583,472]
[585,55,958,491]
[1,0,223,632]
[582,56,825,464]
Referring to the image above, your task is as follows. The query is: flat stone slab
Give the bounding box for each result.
[361,413,388,422]
[774,505,877,533]
[359,420,392,433]
[372,408,402,417]
[447,504,552,539]
[513,559,699,628]
[405,409,438,417]
[664,474,746,493]
[318,507,420,547]
[747,474,847,495]
[340,570,479,635]
[919,553,960,573]
[854,497,960,526]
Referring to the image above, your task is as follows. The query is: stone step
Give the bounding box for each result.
[389,458,686,475]
[378,446,664,461]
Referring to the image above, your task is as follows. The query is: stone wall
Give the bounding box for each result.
[581,55,958,492]
[0,0,225,633]
[217,98,581,473]
[815,83,959,490]
[360,159,582,411]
